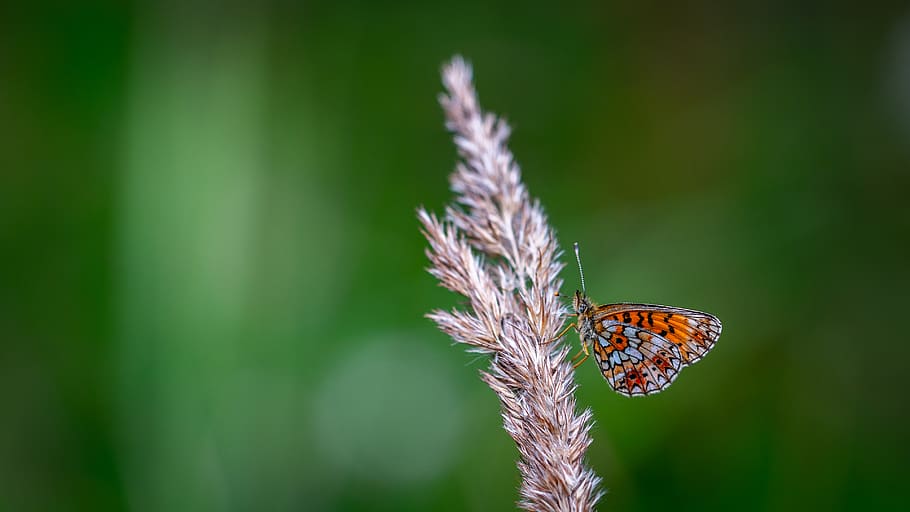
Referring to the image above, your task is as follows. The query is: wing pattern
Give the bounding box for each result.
[590,304,722,396]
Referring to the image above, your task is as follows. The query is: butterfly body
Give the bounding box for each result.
[572,290,722,397]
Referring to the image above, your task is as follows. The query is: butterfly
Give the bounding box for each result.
[557,243,722,397]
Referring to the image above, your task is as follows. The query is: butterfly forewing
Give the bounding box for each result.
[585,303,722,397]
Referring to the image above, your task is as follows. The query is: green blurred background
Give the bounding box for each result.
[3,1,910,510]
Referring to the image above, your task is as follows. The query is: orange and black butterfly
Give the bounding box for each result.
[560,243,722,397]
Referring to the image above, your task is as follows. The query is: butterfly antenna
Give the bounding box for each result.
[573,242,586,294]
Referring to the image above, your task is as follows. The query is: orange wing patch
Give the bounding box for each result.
[594,304,721,365]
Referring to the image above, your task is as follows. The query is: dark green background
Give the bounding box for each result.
[3,1,909,510]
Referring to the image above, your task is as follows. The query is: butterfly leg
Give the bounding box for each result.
[551,322,576,342]
[541,322,576,345]
[570,347,585,362]
[572,341,590,369]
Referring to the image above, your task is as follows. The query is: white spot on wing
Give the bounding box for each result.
[626,347,644,362]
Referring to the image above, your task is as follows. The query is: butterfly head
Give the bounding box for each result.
[573,290,592,315]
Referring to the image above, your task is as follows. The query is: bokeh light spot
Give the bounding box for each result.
[312,336,465,487]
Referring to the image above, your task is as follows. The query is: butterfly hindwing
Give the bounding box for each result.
[591,323,683,396]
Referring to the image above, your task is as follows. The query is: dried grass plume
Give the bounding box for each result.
[418,56,602,511]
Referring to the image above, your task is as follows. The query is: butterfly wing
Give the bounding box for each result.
[590,304,722,397]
